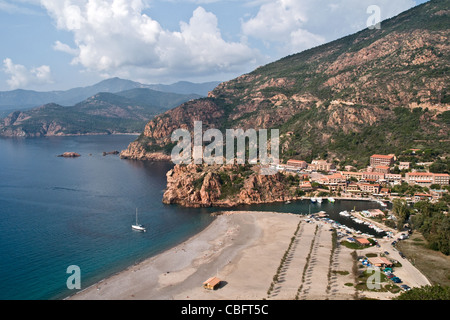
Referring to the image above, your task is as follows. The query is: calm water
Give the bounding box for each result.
[0,135,384,300]
[0,135,218,300]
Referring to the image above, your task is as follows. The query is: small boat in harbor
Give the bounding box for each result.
[317,211,328,218]
[328,197,335,203]
[132,208,146,232]
[339,210,350,217]
[311,197,317,203]
[317,197,323,204]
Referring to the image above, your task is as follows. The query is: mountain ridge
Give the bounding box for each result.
[121,0,449,167]
[0,88,201,137]
[0,78,221,114]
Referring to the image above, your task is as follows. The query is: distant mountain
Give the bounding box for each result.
[0,78,220,115]
[147,81,221,96]
[121,0,449,166]
[0,89,200,137]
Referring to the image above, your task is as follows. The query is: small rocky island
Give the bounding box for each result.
[103,150,119,156]
[57,152,81,158]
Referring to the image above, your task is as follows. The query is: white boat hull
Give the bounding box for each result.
[132,225,146,232]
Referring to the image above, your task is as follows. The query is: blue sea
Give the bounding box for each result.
[0,135,384,300]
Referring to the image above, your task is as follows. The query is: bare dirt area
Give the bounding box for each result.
[397,233,450,287]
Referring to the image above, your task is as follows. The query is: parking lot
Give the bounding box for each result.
[357,235,431,294]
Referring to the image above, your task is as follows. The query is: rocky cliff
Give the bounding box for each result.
[163,163,304,208]
[121,0,449,166]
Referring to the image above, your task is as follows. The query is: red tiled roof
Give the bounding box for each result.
[362,172,385,176]
[407,172,433,176]
[356,238,371,245]
[287,159,306,163]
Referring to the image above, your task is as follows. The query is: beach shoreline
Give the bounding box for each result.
[64,213,220,300]
[68,211,303,300]
[68,210,429,300]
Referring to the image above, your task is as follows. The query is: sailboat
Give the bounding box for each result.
[132,208,146,232]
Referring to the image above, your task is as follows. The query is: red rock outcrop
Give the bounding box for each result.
[162,164,302,208]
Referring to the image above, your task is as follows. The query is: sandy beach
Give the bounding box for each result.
[69,211,429,300]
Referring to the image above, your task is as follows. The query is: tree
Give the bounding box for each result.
[395,285,450,300]
[412,201,450,255]
[392,199,411,230]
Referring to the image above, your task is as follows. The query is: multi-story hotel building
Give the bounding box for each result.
[433,173,450,185]
[362,172,385,182]
[358,183,381,194]
[406,172,450,186]
[370,154,395,167]
[309,160,335,171]
[286,160,308,170]
[340,171,363,181]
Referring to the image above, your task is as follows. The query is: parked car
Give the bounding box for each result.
[384,251,390,255]
[392,277,402,283]
[400,285,411,291]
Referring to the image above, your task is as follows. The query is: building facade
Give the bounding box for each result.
[433,173,450,185]
[406,172,450,186]
[309,160,335,172]
[362,172,385,182]
[358,183,381,194]
[370,154,395,167]
[286,159,308,170]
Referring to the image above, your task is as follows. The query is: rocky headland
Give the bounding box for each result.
[162,163,304,208]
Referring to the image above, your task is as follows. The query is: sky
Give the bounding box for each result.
[0,0,429,91]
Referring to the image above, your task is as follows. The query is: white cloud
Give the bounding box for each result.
[0,0,41,14]
[3,58,53,89]
[242,0,416,56]
[40,0,260,82]
[53,41,79,56]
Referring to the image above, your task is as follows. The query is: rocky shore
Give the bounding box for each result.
[57,152,81,158]
[119,141,172,161]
